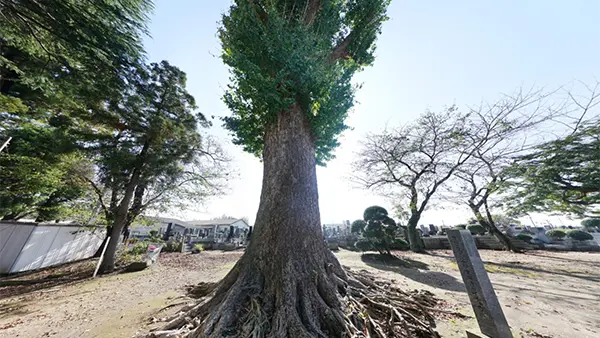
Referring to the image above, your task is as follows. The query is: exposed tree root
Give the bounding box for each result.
[144,262,444,338]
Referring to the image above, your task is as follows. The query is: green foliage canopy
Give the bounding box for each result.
[466,224,486,235]
[84,61,227,226]
[566,229,593,241]
[351,219,366,234]
[545,229,566,239]
[355,205,401,255]
[0,0,152,113]
[219,0,390,164]
[506,122,600,216]
[581,218,600,229]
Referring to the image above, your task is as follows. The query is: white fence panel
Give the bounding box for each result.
[11,226,60,272]
[0,223,17,253]
[79,230,104,260]
[2,222,105,274]
[39,227,76,268]
[0,223,35,274]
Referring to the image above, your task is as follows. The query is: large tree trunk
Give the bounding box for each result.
[192,105,347,337]
[407,212,425,253]
[98,141,149,273]
[93,227,112,258]
[150,106,440,338]
[470,206,520,252]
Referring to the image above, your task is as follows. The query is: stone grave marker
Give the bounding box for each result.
[447,229,513,338]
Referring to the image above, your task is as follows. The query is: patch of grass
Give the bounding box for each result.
[448,262,536,277]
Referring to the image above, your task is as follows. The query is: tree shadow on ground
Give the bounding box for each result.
[426,251,600,282]
[493,282,600,307]
[0,258,137,300]
[526,252,600,265]
[0,266,96,300]
[361,253,430,269]
[483,261,600,283]
[360,253,466,293]
[0,299,32,319]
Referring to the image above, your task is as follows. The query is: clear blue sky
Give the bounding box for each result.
[143,1,600,226]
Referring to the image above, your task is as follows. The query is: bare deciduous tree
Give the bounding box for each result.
[355,87,559,252]
[354,106,474,252]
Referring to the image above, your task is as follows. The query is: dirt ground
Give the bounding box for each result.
[0,249,598,338]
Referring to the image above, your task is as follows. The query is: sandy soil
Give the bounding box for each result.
[0,249,598,338]
[338,249,600,338]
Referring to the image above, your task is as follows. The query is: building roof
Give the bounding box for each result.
[142,216,190,226]
[188,218,242,227]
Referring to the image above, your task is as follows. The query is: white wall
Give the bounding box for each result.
[0,223,35,274]
[0,223,105,274]
[231,219,249,230]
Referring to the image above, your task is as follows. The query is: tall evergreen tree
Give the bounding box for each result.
[89,61,225,273]
[0,0,153,221]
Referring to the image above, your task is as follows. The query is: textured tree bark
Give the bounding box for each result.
[98,141,149,273]
[98,173,140,273]
[407,213,425,253]
[470,206,520,253]
[185,105,349,337]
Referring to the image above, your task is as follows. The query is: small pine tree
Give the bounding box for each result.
[354,206,403,255]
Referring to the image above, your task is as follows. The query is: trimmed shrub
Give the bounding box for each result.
[581,218,600,229]
[546,229,566,239]
[163,240,182,253]
[129,241,149,255]
[354,206,399,255]
[389,238,409,250]
[454,224,466,230]
[566,229,594,241]
[467,224,486,235]
[515,234,532,243]
[355,239,374,252]
[351,219,367,234]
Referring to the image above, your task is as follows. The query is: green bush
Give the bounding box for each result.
[467,224,486,235]
[581,218,600,229]
[546,229,566,239]
[515,234,532,242]
[148,235,164,244]
[389,238,409,250]
[163,240,182,253]
[454,224,466,230]
[129,241,149,255]
[566,229,594,241]
[355,238,374,252]
[191,243,204,254]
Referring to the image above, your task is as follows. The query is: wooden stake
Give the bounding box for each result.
[0,137,12,153]
[93,236,111,278]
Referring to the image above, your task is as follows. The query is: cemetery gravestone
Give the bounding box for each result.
[429,224,437,235]
[447,229,513,338]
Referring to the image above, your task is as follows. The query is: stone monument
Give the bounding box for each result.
[447,229,513,338]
